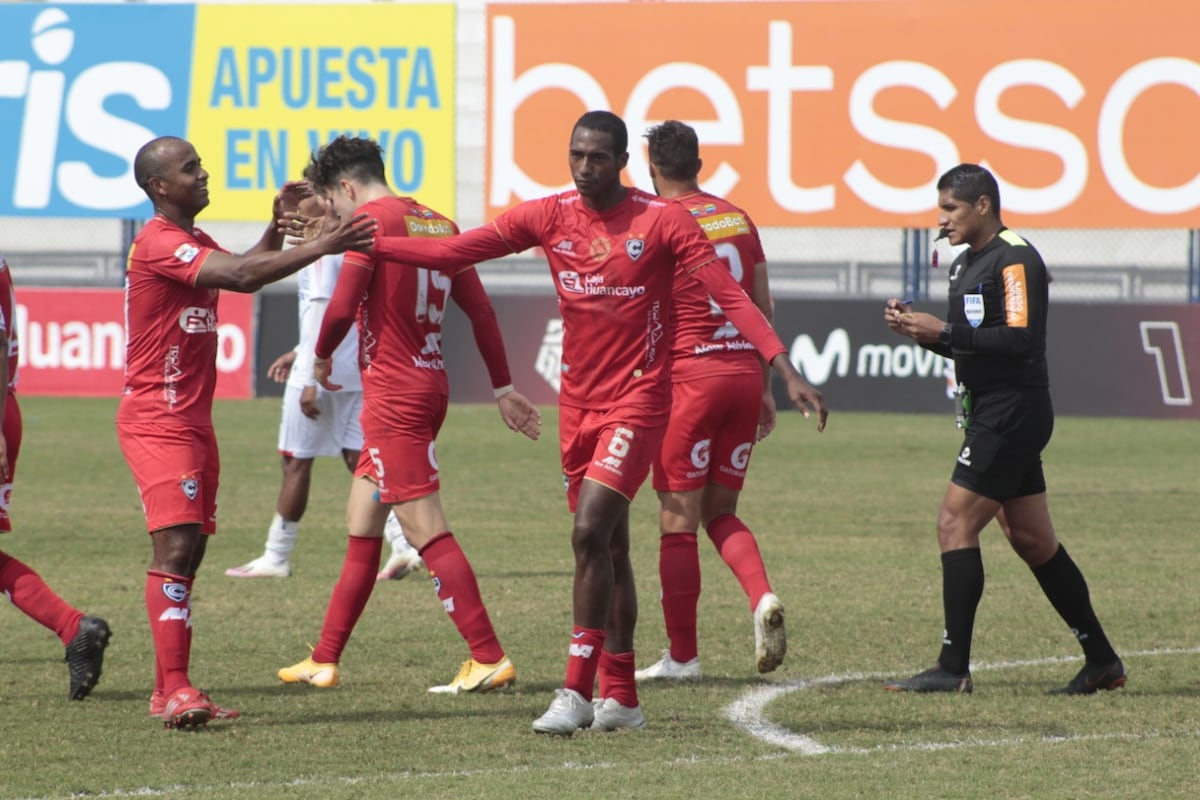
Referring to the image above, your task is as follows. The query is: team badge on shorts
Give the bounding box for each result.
[180,477,199,500]
[625,237,645,260]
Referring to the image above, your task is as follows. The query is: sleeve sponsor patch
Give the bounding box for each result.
[697,212,750,240]
[173,243,201,263]
[1002,264,1028,328]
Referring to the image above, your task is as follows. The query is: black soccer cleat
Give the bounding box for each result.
[884,663,973,694]
[1048,658,1126,695]
[65,615,112,700]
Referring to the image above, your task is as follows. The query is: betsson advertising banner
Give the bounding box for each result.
[487,0,1200,228]
[15,288,255,399]
[0,3,455,221]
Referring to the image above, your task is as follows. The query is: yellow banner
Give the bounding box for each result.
[189,4,455,221]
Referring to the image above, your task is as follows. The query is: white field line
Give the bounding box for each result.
[724,645,1200,754]
[19,647,1200,800]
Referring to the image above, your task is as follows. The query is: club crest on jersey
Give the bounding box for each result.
[180,477,199,500]
[625,237,645,260]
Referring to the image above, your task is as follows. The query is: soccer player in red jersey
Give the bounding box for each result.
[276,136,541,695]
[0,251,111,701]
[368,111,828,735]
[634,121,788,683]
[120,136,376,729]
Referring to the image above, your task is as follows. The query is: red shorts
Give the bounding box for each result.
[652,370,761,493]
[559,404,669,512]
[0,392,22,533]
[355,392,448,504]
[117,422,219,534]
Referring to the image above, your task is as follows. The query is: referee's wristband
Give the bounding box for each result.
[493,384,515,399]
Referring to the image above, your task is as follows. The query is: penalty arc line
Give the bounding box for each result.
[724,645,1200,755]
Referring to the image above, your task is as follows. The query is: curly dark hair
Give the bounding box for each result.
[308,135,387,192]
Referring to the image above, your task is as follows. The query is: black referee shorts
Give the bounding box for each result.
[950,387,1053,501]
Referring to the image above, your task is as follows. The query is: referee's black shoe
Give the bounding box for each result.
[883,664,973,693]
[65,615,112,700]
[1048,658,1126,695]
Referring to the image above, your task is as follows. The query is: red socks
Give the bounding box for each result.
[145,570,192,695]
[421,533,505,664]
[658,533,701,662]
[597,649,639,708]
[311,536,382,664]
[707,513,772,610]
[0,552,84,645]
[563,625,606,700]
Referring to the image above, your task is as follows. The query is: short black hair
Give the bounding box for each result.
[572,110,628,156]
[133,135,187,193]
[311,135,387,192]
[937,163,1001,217]
[644,120,700,182]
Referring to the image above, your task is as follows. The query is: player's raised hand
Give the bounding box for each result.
[314,208,376,255]
[497,390,542,441]
[274,180,313,216]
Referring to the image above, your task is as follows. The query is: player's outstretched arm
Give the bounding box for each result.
[372,224,513,275]
[198,209,375,293]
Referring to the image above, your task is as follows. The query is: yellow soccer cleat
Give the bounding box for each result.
[427,656,516,694]
[277,656,340,688]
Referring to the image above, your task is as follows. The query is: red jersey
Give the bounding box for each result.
[315,196,511,400]
[495,189,717,410]
[669,191,766,382]
[372,188,786,411]
[118,215,226,426]
[0,254,19,391]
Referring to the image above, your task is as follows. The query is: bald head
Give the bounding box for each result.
[134,136,189,195]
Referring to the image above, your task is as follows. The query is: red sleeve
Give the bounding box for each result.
[142,225,222,287]
[449,268,512,390]
[690,262,787,363]
[373,224,515,274]
[315,261,370,359]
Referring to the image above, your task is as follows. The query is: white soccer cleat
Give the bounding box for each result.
[754,592,787,674]
[634,651,702,681]
[590,697,646,731]
[376,546,424,581]
[224,557,291,578]
[531,688,593,735]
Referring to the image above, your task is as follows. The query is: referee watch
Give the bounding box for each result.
[938,323,953,347]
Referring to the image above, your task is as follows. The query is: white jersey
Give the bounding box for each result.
[291,254,361,392]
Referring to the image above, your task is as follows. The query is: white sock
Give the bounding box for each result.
[383,512,412,552]
[262,513,300,565]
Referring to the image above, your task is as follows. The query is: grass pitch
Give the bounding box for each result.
[0,397,1196,799]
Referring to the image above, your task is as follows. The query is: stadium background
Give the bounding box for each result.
[0,0,1196,418]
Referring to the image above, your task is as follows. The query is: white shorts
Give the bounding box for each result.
[277,384,364,459]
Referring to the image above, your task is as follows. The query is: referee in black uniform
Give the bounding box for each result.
[881,163,1125,695]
